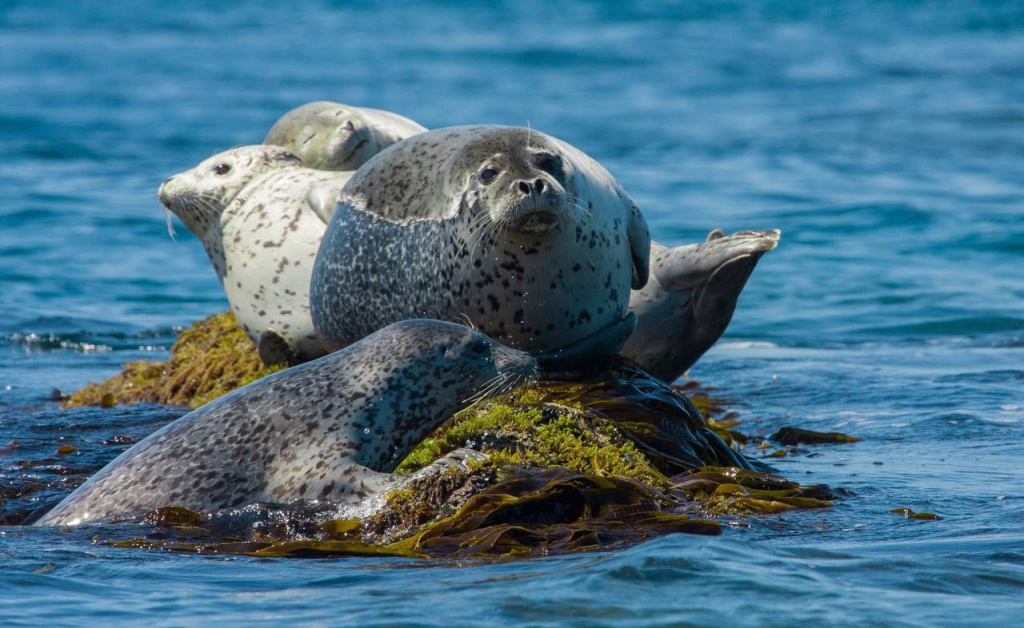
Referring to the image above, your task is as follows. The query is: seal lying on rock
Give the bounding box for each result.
[270,108,775,374]
[310,125,651,367]
[621,229,781,382]
[264,101,427,171]
[35,320,536,527]
[158,145,353,366]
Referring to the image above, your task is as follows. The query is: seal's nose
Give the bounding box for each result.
[157,176,175,202]
[514,178,546,196]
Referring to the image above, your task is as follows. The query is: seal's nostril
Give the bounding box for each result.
[517,180,531,195]
[534,179,545,193]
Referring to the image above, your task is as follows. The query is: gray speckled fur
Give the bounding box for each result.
[35,320,536,527]
[310,125,651,357]
[158,145,353,363]
[279,110,776,376]
[621,229,781,382]
[265,101,427,171]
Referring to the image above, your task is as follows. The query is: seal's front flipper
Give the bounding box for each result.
[306,182,343,224]
[257,329,298,367]
[407,448,489,480]
[624,196,651,289]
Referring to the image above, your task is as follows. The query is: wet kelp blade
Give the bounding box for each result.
[670,467,838,516]
[390,469,721,558]
[544,362,757,473]
[110,537,426,559]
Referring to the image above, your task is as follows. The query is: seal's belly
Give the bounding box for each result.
[460,233,633,353]
[311,208,636,356]
[222,199,325,356]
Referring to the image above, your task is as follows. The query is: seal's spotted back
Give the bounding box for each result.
[35,320,536,527]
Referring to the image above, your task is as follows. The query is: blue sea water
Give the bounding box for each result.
[1,1,1022,625]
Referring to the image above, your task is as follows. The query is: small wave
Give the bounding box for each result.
[933,369,1024,384]
[856,316,1024,337]
[715,341,779,349]
[6,333,113,353]
[5,329,176,353]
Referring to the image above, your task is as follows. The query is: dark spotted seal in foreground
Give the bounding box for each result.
[621,229,781,382]
[158,145,353,365]
[264,100,427,171]
[35,320,536,527]
[310,125,651,364]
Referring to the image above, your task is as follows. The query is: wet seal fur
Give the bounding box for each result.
[310,125,651,364]
[158,145,353,365]
[622,229,781,382]
[265,101,427,171]
[35,320,536,527]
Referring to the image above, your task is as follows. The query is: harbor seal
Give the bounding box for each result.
[158,145,354,365]
[278,109,773,375]
[310,125,651,365]
[264,101,427,171]
[35,320,536,527]
[622,229,781,382]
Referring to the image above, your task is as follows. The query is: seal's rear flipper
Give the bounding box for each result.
[622,230,781,383]
[655,230,780,291]
[257,329,298,367]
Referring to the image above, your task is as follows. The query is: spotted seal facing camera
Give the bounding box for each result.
[310,125,651,367]
[283,110,776,376]
[158,145,354,365]
[264,100,427,171]
[622,229,781,382]
[35,320,537,527]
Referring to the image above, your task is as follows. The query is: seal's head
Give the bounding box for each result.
[264,102,416,171]
[312,109,386,170]
[157,145,303,237]
[364,319,537,404]
[451,127,582,235]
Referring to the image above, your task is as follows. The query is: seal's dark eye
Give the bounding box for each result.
[536,155,557,174]
[479,167,499,184]
[213,163,232,176]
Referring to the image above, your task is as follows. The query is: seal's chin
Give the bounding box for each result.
[510,209,560,234]
[503,195,567,234]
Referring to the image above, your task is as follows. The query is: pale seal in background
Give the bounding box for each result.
[35,320,536,527]
[622,229,781,382]
[264,100,427,171]
[309,125,651,365]
[158,145,353,365]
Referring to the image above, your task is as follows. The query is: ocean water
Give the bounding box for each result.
[1,1,1022,626]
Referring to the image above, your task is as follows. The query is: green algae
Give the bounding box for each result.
[66,312,282,410]
[397,401,668,489]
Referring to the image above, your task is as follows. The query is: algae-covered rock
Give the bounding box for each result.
[54,312,844,558]
[65,312,281,409]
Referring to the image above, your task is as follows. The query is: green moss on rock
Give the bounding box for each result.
[65,312,281,409]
